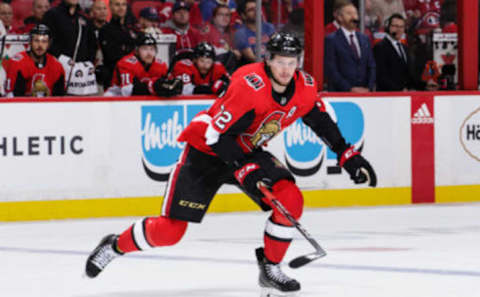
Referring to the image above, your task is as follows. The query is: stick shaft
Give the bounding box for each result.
[257,182,325,254]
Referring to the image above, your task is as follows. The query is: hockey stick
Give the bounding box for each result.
[65,18,83,94]
[257,181,327,268]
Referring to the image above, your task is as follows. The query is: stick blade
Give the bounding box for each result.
[288,251,326,269]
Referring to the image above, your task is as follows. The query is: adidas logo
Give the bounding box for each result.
[412,103,434,124]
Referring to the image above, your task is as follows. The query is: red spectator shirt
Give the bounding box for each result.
[157,2,174,23]
[405,0,443,32]
[325,21,340,36]
[161,25,203,55]
[189,2,204,28]
[5,51,65,97]
[156,2,203,28]
[110,53,168,88]
[200,22,234,55]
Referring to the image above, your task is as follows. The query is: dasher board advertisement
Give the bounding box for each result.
[435,95,480,186]
[0,97,411,203]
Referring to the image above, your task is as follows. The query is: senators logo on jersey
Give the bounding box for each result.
[241,111,284,149]
[31,74,50,97]
[5,51,65,97]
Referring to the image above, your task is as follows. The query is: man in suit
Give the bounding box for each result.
[373,13,416,91]
[324,1,376,92]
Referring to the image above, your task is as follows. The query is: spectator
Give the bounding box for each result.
[90,0,108,36]
[42,0,98,95]
[161,0,202,58]
[325,0,346,36]
[42,0,97,63]
[324,1,375,92]
[171,41,229,95]
[185,0,204,28]
[374,13,416,91]
[89,0,108,89]
[264,0,294,27]
[98,0,137,87]
[22,0,50,33]
[280,6,304,46]
[405,0,441,34]
[199,0,236,23]
[440,0,456,28]
[368,0,405,31]
[105,34,182,97]
[200,4,238,72]
[327,0,375,44]
[0,2,15,33]
[138,7,160,32]
[153,0,174,24]
[5,25,65,97]
[234,0,275,64]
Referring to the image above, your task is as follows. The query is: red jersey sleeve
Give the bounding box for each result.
[151,59,168,78]
[212,62,228,81]
[115,56,138,87]
[207,75,259,135]
[172,59,194,84]
[5,53,25,94]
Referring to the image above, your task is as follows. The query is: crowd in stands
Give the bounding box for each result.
[325,0,458,92]
[0,0,460,98]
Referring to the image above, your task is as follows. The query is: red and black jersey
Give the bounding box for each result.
[200,23,235,55]
[172,59,228,89]
[161,25,202,55]
[177,62,347,164]
[110,53,168,88]
[5,51,65,97]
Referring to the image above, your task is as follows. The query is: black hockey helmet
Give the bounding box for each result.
[136,33,157,47]
[30,24,51,38]
[193,42,215,60]
[266,32,302,58]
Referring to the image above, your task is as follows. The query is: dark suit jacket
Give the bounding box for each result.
[374,37,416,91]
[324,29,376,92]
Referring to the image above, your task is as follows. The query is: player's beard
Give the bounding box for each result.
[31,47,47,61]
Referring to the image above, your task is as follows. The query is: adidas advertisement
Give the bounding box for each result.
[412,102,434,124]
[410,96,435,203]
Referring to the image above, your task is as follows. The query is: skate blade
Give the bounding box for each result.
[260,287,300,297]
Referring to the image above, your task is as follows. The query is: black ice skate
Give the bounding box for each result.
[85,234,123,278]
[255,247,300,296]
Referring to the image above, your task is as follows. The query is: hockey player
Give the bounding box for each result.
[5,24,65,97]
[104,34,183,97]
[171,41,230,96]
[85,32,377,295]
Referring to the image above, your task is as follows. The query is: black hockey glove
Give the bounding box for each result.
[211,75,230,97]
[234,161,272,205]
[193,84,213,94]
[339,146,377,187]
[150,77,183,97]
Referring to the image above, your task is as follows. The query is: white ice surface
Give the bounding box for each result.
[1,203,479,297]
